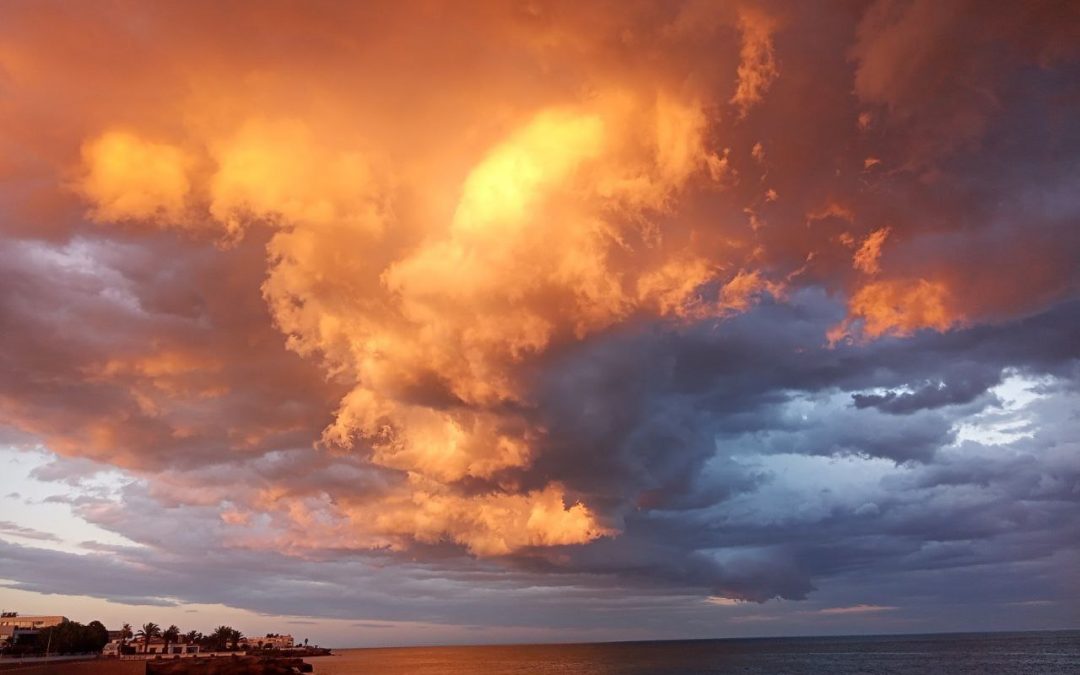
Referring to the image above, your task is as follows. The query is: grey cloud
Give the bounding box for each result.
[0,232,342,472]
[851,368,1002,415]
[0,520,60,542]
[500,297,1080,603]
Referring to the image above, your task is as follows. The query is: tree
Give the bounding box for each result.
[162,625,179,654]
[120,623,133,649]
[35,621,72,654]
[228,628,243,651]
[33,619,109,654]
[183,630,200,645]
[86,621,110,652]
[136,622,161,653]
[210,625,233,652]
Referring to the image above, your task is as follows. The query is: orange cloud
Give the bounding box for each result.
[79,131,191,224]
[853,226,891,275]
[637,255,715,317]
[730,8,780,118]
[367,481,612,557]
[829,278,959,344]
[719,269,784,314]
[807,202,855,227]
[209,119,387,240]
[68,89,739,554]
[818,604,897,615]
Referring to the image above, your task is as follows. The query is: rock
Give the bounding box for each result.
[146,655,313,675]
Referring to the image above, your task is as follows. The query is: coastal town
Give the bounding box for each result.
[0,611,328,672]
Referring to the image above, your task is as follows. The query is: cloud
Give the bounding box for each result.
[0,0,1077,635]
[730,7,780,117]
[0,234,342,470]
[817,604,896,616]
[0,520,60,542]
[829,279,958,344]
[209,119,387,240]
[79,132,191,224]
[851,367,1001,415]
[852,227,890,275]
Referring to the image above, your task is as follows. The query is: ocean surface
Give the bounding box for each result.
[311,631,1079,674]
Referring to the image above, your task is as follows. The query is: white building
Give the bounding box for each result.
[124,637,200,655]
[0,614,67,630]
[240,634,294,650]
[0,613,67,645]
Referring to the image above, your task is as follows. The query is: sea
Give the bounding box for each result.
[312,630,1079,674]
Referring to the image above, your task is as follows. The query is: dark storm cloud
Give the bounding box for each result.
[850,367,1002,414]
[507,296,1080,602]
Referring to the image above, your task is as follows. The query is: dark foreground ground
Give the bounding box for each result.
[0,660,145,675]
[147,656,312,675]
[0,655,314,675]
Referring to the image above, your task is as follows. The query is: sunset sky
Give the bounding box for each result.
[1,0,1078,647]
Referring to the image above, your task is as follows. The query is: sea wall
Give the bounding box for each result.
[146,656,311,674]
[0,660,146,675]
[0,654,315,674]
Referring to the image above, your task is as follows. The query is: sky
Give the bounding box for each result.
[0,0,1078,648]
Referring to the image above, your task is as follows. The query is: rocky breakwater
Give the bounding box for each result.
[146,655,314,675]
[275,648,332,658]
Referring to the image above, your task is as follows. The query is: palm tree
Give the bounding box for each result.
[162,625,180,654]
[136,622,161,654]
[228,628,243,651]
[183,630,200,646]
[210,625,233,652]
[120,623,133,650]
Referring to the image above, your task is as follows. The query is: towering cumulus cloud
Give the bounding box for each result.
[1,0,1079,628]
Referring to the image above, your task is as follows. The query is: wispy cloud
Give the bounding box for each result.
[817,605,898,616]
[0,520,60,542]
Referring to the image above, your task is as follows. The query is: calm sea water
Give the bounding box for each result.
[312,631,1079,674]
